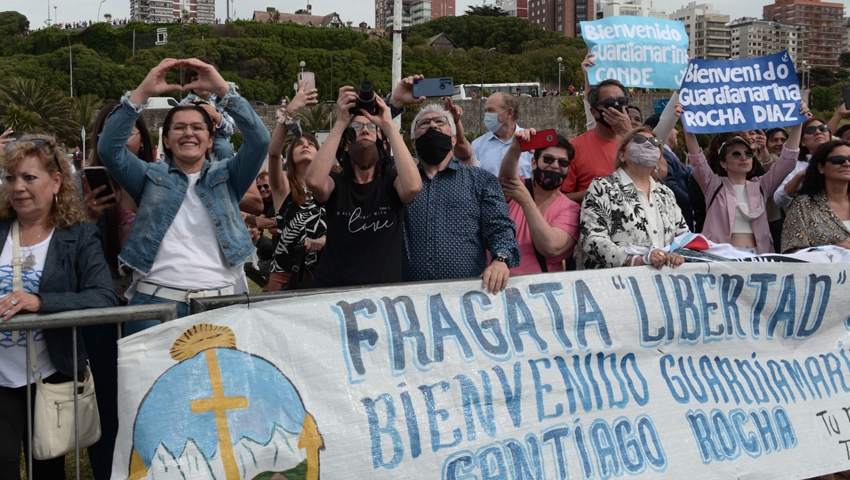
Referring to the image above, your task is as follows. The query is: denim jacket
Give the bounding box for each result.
[97,89,271,275]
[0,220,118,376]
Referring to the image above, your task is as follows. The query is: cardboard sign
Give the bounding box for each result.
[581,16,690,89]
[679,51,807,134]
[114,262,850,479]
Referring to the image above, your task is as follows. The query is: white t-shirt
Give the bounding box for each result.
[732,185,754,234]
[130,172,241,295]
[0,228,57,388]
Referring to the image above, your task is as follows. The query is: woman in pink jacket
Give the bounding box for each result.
[679,103,807,254]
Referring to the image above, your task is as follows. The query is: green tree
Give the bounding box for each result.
[298,104,332,134]
[558,96,588,135]
[840,52,850,70]
[0,11,28,37]
[0,77,78,144]
[464,5,509,16]
[73,94,104,140]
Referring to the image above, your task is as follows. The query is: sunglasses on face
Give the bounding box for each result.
[257,184,271,190]
[539,154,571,169]
[825,155,850,165]
[4,138,62,172]
[596,96,630,110]
[804,124,830,135]
[350,121,378,132]
[632,134,662,148]
[729,151,755,159]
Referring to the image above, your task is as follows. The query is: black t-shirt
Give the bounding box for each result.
[314,169,404,288]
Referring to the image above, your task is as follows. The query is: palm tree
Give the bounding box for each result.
[0,77,78,144]
[558,95,588,135]
[73,94,104,140]
[298,104,332,135]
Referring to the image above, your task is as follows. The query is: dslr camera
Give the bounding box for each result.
[350,80,379,117]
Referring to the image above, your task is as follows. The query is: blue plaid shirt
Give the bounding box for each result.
[403,160,519,281]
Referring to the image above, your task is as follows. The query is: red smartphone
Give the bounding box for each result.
[519,129,557,152]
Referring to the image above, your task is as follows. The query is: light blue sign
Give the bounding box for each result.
[653,99,670,114]
[679,51,806,134]
[580,16,690,89]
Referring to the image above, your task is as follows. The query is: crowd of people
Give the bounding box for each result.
[1,53,849,479]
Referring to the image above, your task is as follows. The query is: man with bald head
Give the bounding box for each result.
[463,92,534,177]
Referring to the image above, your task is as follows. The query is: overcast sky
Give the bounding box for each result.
[14,0,850,32]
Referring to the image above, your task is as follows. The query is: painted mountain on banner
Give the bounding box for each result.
[144,424,305,479]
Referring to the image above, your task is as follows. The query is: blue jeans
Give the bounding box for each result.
[123,292,191,336]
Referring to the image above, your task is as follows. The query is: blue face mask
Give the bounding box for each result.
[484,110,506,133]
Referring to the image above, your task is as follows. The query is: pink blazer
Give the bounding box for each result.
[689,145,798,254]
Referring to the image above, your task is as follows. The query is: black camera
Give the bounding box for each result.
[350,80,379,117]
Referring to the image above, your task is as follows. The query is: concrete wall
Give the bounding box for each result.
[139,92,675,142]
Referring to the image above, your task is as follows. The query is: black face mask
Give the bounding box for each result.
[415,128,453,166]
[532,167,566,191]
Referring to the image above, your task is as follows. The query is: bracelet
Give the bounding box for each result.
[760,158,775,166]
[642,252,653,265]
[629,255,638,267]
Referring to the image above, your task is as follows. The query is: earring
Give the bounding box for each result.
[54,194,58,206]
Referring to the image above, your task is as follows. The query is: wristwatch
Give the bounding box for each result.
[492,253,509,264]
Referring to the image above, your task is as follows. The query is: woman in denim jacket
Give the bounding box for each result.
[97,58,270,329]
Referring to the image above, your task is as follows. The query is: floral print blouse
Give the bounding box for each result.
[781,192,850,253]
[579,168,690,269]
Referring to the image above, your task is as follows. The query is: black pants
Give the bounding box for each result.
[0,376,67,480]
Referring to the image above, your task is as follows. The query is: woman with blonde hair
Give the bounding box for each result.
[579,126,689,269]
[0,134,116,478]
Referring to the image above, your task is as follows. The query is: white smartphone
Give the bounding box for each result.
[297,72,316,91]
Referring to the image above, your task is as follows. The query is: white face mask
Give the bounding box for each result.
[629,142,660,168]
[484,109,507,133]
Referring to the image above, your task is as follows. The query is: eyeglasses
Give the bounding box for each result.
[540,154,571,169]
[170,122,208,134]
[257,184,271,190]
[826,155,850,165]
[4,138,62,172]
[350,121,378,132]
[596,96,630,110]
[729,151,755,159]
[804,124,830,135]
[415,116,449,131]
[632,134,663,148]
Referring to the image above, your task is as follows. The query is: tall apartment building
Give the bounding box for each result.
[596,0,666,20]
[763,0,844,71]
[527,0,593,37]
[130,0,215,23]
[494,0,529,18]
[410,0,456,25]
[669,3,730,60]
[375,0,412,29]
[729,17,800,64]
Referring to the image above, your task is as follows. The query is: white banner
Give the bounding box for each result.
[113,262,850,479]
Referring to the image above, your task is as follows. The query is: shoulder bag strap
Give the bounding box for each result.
[11,220,23,292]
[524,179,549,273]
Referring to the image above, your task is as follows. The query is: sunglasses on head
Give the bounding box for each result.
[4,137,62,172]
[825,155,850,165]
[632,134,662,148]
[539,154,571,169]
[804,124,830,135]
[729,151,755,159]
[596,96,629,110]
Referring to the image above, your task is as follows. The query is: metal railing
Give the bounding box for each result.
[0,303,178,479]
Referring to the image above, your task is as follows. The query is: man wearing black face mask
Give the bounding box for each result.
[561,79,631,204]
[404,105,519,294]
[306,86,422,288]
[499,129,580,274]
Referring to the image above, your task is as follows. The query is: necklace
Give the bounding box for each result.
[20,228,46,272]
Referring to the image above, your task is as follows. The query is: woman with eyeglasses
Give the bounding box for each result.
[579,127,689,269]
[97,58,270,327]
[775,117,830,210]
[265,80,326,291]
[0,135,117,479]
[781,140,850,253]
[681,103,806,254]
[498,129,579,273]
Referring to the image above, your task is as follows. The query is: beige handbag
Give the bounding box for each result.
[14,220,102,460]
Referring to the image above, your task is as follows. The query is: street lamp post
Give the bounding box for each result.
[557,56,565,94]
[67,35,73,97]
[300,61,306,72]
[47,0,52,26]
[54,5,58,26]
[479,47,496,135]
[97,0,106,23]
[330,33,342,96]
